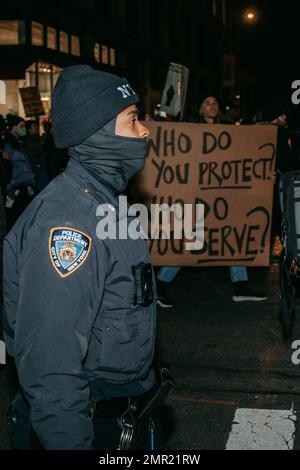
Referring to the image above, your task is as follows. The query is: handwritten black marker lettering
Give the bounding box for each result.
[202,131,232,155]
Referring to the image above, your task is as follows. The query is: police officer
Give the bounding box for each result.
[3,65,159,450]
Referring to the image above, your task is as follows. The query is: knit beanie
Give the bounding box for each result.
[5,114,24,130]
[51,65,139,149]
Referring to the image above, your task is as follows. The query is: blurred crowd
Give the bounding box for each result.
[0,114,69,231]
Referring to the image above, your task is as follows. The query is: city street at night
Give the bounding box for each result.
[2,0,300,460]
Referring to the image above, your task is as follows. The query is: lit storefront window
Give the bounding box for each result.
[94,43,100,63]
[0,20,25,45]
[0,62,62,118]
[109,48,116,67]
[71,35,80,56]
[0,80,20,116]
[31,21,44,46]
[47,27,57,50]
[26,62,63,115]
[101,45,109,65]
[59,31,69,54]
[94,43,116,66]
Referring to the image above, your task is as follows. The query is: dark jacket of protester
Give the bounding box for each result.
[3,122,36,231]
[4,131,35,192]
[3,66,156,449]
[24,127,48,192]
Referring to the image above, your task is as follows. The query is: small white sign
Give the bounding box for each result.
[160,63,189,120]
[0,80,6,104]
[0,339,6,364]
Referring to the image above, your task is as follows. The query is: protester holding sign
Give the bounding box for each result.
[197,95,267,302]
[143,103,277,302]
[154,96,266,307]
[199,96,267,302]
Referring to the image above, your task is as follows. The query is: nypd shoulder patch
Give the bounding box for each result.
[49,227,92,278]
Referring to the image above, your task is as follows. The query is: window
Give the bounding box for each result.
[212,0,217,17]
[222,0,227,24]
[109,48,116,67]
[0,21,25,45]
[94,43,115,66]
[101,45,108,65]
[31,21,44,46]
[94,43,100,63]
[71,35,80,56]
[47,27,57,49]
[25,62,63,116]
[59,31,69,53]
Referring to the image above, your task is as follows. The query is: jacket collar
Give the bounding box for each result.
[64,158,126,221]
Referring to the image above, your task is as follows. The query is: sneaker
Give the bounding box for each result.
[157,295,174,308]
[232,282,267,302]
[156,281,174,308]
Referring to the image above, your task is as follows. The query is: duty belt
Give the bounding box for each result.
[91,365,175,450]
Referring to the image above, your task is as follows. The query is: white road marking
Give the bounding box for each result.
[226,407,296,450]
[0,340,6,364]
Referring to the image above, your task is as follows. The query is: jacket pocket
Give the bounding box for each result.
[92,305,155,378]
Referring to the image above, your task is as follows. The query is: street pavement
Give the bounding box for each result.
[1,259,300,450]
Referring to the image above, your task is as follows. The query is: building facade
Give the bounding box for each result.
[0,0,246,121]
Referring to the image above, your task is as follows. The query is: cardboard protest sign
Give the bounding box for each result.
[141,123,277,267]
[19,86,45,117]
[160,63,189,120]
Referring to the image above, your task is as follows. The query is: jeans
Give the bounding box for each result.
[157,266,248,284]
[229,266,248,283]
[157,267,181,283]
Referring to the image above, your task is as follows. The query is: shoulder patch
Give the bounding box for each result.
[49,227,92,278]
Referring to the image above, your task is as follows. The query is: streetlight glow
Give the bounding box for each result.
[243,9,258,23]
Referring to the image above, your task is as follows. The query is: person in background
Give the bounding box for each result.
[3,114,36,230]
[42,118,69,181]
[199,95,267,302]
[25,119,48,192]
[156,267,180,307]
[154,96,266,305]
[199,96,220,124]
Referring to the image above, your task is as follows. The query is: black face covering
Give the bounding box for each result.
[68,117,148,195]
